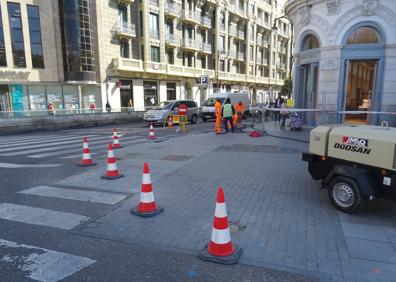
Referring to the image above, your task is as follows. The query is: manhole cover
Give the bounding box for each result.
[228,221,246,233]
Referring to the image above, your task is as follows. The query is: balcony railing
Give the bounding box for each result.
[237,51,245,60]
[200,16,211,27]
[229,25,237,37]
[115,21,136,38]
[262,40,269,47]
[201,43,212,53]
[165,2,181,17]
[228,50,237,58]
[237,30,245,39]
[181,9,200,23]
[181,38,199,50]
[150,31,159,39]
[165,34,179,46]
[220,23,225,31]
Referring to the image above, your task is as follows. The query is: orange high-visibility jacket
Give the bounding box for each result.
[215,101,222,115]
[235,103,244,113]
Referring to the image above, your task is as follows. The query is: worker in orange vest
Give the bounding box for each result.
[233,101,245,127]
[214,98,222,134]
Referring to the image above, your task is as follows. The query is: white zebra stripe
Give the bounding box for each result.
[0,239,95,282]
[19,186,127,205]
[211,228,231,245]
[142,173,151,184]
[0,203,89,230]
[140,192,154,203]
[214,203,227,218]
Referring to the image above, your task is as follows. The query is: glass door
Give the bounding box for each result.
[0,85,10,117]
[344,60,377,124]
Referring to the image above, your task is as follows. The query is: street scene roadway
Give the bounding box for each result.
[1,120,396,282]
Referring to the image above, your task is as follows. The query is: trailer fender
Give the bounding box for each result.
[324,165,376,199]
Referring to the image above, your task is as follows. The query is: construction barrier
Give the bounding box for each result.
[164,114,189,132]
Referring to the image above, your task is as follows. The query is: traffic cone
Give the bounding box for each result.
[131,162,163,217]
[149,123,156,139]
[167,116,173,128]
[199,188,242,264]
[112,128,123,148]
[101,144,124,180]
[77,136,96,167]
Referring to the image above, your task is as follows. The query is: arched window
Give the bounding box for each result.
[346,26,380,44]
[302,34,320,51]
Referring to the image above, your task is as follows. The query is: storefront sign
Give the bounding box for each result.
[10,85,24,113]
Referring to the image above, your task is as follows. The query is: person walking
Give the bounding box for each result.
[106,101,111,113]
[222,98,235,133]
[280,100,289,130]
[274,94,284,122]
[214,98,222,134]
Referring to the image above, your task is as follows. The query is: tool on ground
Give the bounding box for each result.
[101,144,124,180]
[131,162,163,217]
[199,188,242,264]
[112,128,122,148]
[149,123,156,139]
[77,136,96,167]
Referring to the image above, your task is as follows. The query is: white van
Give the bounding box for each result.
[201,92,250,121]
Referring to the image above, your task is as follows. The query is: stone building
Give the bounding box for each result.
[285,0,396,125]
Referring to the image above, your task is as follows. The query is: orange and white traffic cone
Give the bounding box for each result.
[167,116,173,128]
[77,136,96,167]
[199,188,242,264]
[149,123,156,139]
[112,128,122,149]
[131,162,163,217]
[101,144,124,180]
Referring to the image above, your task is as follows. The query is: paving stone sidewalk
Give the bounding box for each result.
[54,125,396,282]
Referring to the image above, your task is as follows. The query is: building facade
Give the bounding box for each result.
[99,0,292,110]
[0,0,102,116]
[0,0,292,116]
[285,0,396,125]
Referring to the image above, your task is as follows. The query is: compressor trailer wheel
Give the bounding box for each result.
[328,176,363,213]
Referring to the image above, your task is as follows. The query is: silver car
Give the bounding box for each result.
[143,100,199,125]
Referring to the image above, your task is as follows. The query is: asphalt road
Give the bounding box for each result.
[0,121,318,282]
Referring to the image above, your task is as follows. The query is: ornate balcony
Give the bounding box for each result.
[199,43,212,54]
[200,16,211,28]
[236,51,245,61]
[237,30,245,40]
[115,21,136,40]
[229,25,237,37]
[181,38,199,51]
[165,34,179,47]
[181,9,200,24]
[228,50,237,58]
[165,2,181,18]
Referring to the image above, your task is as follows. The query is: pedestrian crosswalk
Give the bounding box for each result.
[0,133,147,159]
[0,184,129,281]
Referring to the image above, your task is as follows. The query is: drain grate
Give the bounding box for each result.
[228,221,246,234]
[160,154,194,161]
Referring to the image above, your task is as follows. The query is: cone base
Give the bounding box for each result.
[131,206,164,217]
[101,174,124,180]
[199,244,242,265]
[77,162,96,167]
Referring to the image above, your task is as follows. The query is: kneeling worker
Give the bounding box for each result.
[222,98,235,133]
[233,100,245,127]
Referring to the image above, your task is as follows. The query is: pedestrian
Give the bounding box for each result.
[127,99,133,112]
[106,101,111,113]
[280,100,289,130]
[222,98,235,133]
[214,98,222,134]
[90,102,96,113]
[274,94,284,122]
[48,102,55,115]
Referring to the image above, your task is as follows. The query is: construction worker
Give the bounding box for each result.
[222,98,235,133]
[233,100,245,127]
[214,98,222,134]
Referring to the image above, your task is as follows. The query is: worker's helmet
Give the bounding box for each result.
[238,101,243,105]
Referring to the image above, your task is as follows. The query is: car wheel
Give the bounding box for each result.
[191,114,198,124]
[202,117,207,122]
[328,176,363,213]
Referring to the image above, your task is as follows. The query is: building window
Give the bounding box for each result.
[167,82,176,100]
[249,65,253,75]
[346,27,380,45]
[264,13,269,25]
[250,24,254,40]
[139,11,143,35]
[249,45,253,60]
[272,69,275,78]
[118,6,127,22]
[220,35,225,51]
[144,81,158,108]
[27,5,44,68]
[272,52,275,65]
[166,20,173,35]
[220,11,225,30]
[184,53,193,67]
[239,0,244,10]
[151,46,160,62]
[149,13,159,38]
[167,49,174,64]
[201,56,206,69]
[7,2,26,67]
[302,34,320,51]
[120,41,129,58]
[0,6,6,66]
[219,59,225,72]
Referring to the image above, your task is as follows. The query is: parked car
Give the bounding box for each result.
[143,100,198,125]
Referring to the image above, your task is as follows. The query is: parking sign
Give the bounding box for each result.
[200,75,208,86]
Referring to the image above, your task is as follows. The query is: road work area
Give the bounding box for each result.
[1,122,396,281]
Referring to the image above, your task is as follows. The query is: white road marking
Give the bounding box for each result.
[29,137,146,158]
[0,135,60,144]
[0,239,95,282]
[0,135,97,149]
[0,162,62,168]
[0,135,99,153]
[19,186,127,205]
[61,152,99,159]
[0,203,89,230]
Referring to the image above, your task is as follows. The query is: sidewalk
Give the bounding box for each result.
[53,124,396,281]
